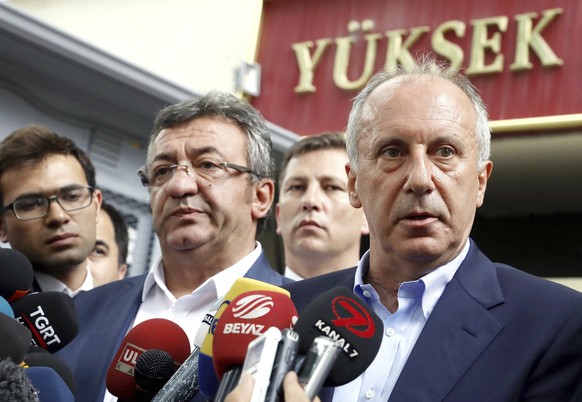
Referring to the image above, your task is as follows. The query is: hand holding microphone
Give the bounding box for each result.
[224,372,319,402]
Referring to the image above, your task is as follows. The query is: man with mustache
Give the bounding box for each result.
[276,132,368,279]
[0,125,102,296]
[284,58,582,401]
[57,92,290,402]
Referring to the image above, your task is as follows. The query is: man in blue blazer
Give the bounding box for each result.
[57,91,291,402]
[282,60,582,401]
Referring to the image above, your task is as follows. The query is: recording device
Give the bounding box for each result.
[211,289,298,402]
[239,326,282,402]
[0,358,40,401]
[293,286,383,387]
[0,312,32,364]
[134,349,176,400]
[198,278,292,401]
[0,248,34,303]
[0,296,14,318]
[264,328,300,402]
[23,348,77,396]
[296,336,341,400]
[105,318,191,401]
[11,291,79,353]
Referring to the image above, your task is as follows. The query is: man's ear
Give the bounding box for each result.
[0,217,8,243]
[476,160,493,208]
[251,179,275,220]
[118,264,128,280]
[275,203,282,235]
[346,163,362,209]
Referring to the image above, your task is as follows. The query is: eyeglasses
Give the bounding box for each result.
[0,186,94,221]
[137,158,258,188]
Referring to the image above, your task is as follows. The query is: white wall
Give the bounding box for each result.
[8,0,263,94]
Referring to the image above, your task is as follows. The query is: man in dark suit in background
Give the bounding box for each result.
[285,58,582,401]
[57,91,290,402]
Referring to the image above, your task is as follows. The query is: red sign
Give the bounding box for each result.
[253,0,581,135]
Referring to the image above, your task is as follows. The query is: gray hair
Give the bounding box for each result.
[346,58,491,169]
[146,91,275,232]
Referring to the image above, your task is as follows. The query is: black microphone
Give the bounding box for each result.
[23,349,77,396]
[292,287,383,396]
[133,349,176,401]
[11,291,79,353]
[0,358,39,401]
[0,312,33,364]
[0,248,34,303]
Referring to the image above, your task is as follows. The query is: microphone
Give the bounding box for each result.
[0,248,34,303]
[0,358,39,401]
[105,318,191,401]
[292,287,383,396]
[148,316,213,402]
[0,312,33,364]
[23,349,77,396]
[198,278,291,401]
[212,290,298,402]
[0,295,15,318]
[11,291,79,353]
[133,349,176,401]
[25,366,74,402]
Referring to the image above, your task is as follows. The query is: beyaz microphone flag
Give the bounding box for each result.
[293,286,382,386]
[198,278,290,401]
[0,248,34,303]
[212,290,298,378]
[106,318,190,401]
[211,290,297,402]
[11,291,79,353]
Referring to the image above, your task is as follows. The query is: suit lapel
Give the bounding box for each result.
[389,243,505,402]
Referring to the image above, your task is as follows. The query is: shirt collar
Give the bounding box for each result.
[34,264,93,297]
[284,266,304,281]
[142,242,264,302]
[354,240,470,319]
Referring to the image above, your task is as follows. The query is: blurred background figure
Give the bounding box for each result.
[89,201,129,287]
[276,132,368,280]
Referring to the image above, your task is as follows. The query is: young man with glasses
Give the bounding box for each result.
[57,91,290,402]
[0,125,102,296]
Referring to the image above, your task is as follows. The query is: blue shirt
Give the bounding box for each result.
[332,241,470,402]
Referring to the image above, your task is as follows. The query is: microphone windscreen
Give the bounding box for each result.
[23,351,77,396]
[106,318,190,401]
[0,312,32,363]
[0,248,34,303]
[25,366,74,402]
[293,287,382,386]
[134,349,176,395]
[198,278,289,400]
[0,358,39,401]
[212,290,298,378]
[0,296,14,318]
[11,291,78,353]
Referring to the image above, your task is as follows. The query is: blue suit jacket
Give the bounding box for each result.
[57,251,289,402]
[284,241,582,402]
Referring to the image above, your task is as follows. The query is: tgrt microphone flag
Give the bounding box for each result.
[11,291,79,353]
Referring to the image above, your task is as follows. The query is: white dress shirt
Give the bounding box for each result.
[34,265,94,297]
[102,243,263,402]
[332,241,470,402]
